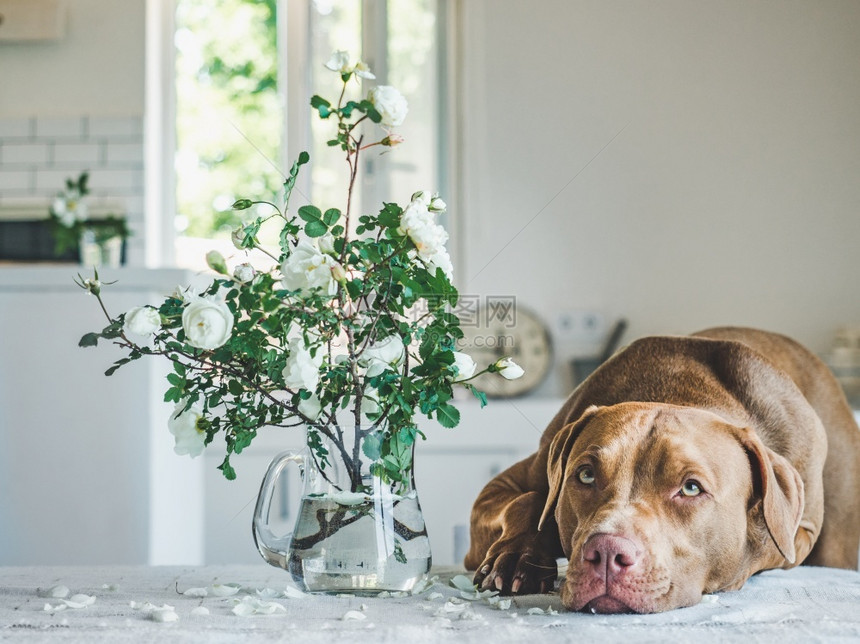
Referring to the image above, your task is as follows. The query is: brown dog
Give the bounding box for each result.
[465,327,860,613]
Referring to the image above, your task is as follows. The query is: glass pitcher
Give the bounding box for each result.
[252,424,432,594]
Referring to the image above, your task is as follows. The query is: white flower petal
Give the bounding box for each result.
[439,600,468,614]
[330,491,371,506]
[449,575,476,592]
[209,584,241,597]
[182,587,208,598]
[151,608,179,622]
[527,607,545,615]
[231,596,286,616]
[168,401,206,459]
[190,606,210,616]
[39,585,70,599]
[496,357,525,380]
[324,50,350,72]
[342,610,367,621]
[255,588,282,599]
[487,597,512,610]
[61,594,96,609]
[43,603,67,612]
[283,586,306,599]
[231,602,256,617]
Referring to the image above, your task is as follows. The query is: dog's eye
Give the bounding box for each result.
[576,465,596,486]
[680,479,703,497]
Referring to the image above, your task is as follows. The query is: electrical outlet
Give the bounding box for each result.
[555,309,606,343]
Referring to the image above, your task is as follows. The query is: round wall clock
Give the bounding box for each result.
[457,303,553,398]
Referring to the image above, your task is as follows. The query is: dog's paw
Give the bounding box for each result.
[472,540,558,595]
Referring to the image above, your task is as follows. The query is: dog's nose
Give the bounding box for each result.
[582,534,641,578]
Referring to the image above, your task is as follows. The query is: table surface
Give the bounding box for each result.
[1,564,859,642]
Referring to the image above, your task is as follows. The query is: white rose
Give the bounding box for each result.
[168,401,206,458]
[318,233,337,255]
[361,335,405,377]
[428,247,454,279]
[452,351,477,382]
[281,240,340,296]
[368,85,408,128]
[298,394,322,420]
[353,60,375,80]
[361,387,380,417]
[233,262,256,283]
[172,283,199,302]
[398,198,448,260]
[182,296,234,350]
[231,227,245,250]
[283,338,324,391]
[123,306,161,337]
[325,50,351,73]
[495,357,525,380]
[429,195,446,213]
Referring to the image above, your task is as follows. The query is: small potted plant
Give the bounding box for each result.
[51,172,130,266]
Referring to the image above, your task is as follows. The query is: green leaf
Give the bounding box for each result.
[304,220,328,238]
[362,433,382,461]
[283,152,310,209]
[228,379,244,396]
[322,208,340,226]
[78,332,100,348]
[218,456,236,481]
[298,205,321,220]
[297,205,328,237]
[436,403,461,428]
[166,372,184,387]
[310,95,332,118]
[467,384,488,408]
[104,356,134,377]
[101,322,123,340]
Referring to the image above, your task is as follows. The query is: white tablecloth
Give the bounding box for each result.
[1,565,859,642]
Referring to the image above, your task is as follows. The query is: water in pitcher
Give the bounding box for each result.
[287,492,432,593]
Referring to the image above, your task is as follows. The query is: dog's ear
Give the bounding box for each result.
[538,406,600,532]
[729,426,805,564]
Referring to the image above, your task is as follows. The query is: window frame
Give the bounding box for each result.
[145,0,461,274]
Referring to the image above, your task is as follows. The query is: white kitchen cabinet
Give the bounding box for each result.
[0,265,200,565]
[202,398,564,567]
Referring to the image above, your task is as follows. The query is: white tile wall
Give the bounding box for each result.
[34,117,86,140]
[0,118,33,140]
[0,114,145,265]
[0,143,50,166]
[53,143,103,166]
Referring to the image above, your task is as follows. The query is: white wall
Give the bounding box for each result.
[459,0,860,374]
[0,0,145,117]
[0,0,147,262]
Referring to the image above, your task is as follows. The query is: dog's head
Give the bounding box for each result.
[540,402,804,614]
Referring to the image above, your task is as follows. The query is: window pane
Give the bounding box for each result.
[307,0,362,213]
[386,0,439,204]
[174,0,282,265]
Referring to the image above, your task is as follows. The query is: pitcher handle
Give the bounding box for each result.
[252,450,304,569]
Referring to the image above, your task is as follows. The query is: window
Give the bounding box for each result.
[164,0,450,269]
